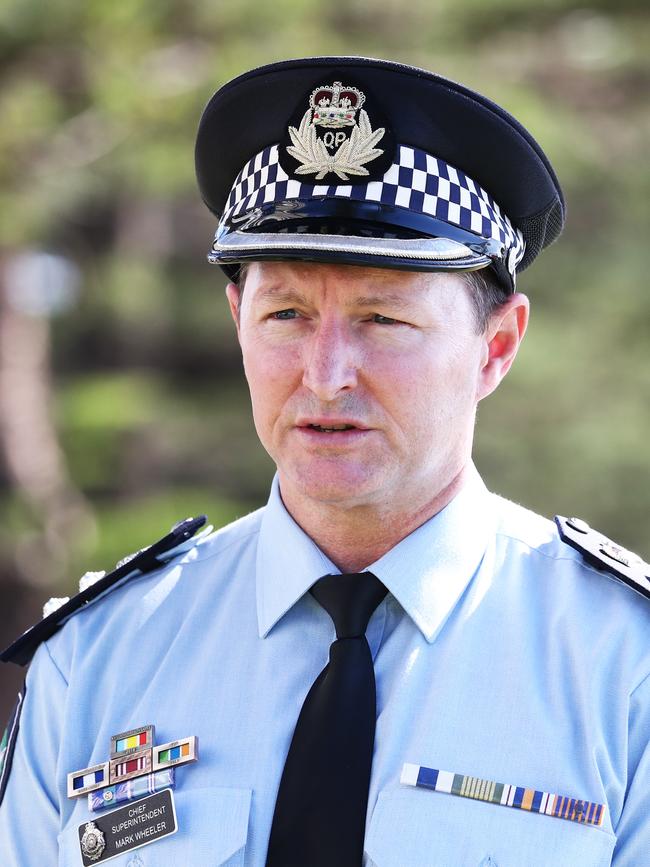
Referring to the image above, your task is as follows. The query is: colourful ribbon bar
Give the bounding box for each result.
[88,768,175,812]
[67,762,110,799]
[115,731,148,753]
[159,743,189,764]
[152,735,198,772]
[110,724,155,759]
[400,764,605,828]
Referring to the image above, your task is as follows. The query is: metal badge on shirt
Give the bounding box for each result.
[67,723,198,810]
[78,789,177,864]
[67,723,197,862]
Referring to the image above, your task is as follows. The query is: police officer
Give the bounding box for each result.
[1,57,648,866]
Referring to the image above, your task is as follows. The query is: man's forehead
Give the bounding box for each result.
[244,260,461,291]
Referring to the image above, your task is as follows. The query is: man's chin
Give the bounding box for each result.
[279,462,389,509]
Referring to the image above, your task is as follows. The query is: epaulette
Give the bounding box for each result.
[0,516,210,667]
[555,515,650,601]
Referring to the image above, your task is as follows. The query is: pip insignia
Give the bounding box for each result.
[80,822,106,862]
[286,80,385,181]
[67,724,198,811]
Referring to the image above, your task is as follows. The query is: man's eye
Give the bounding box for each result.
[272,309,299,320]
[372,314,398,325]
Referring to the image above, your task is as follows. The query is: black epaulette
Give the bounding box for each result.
[555,515,650,601]
[0,516,208,667]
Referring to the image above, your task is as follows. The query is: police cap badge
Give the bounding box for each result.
[195,57,565,292]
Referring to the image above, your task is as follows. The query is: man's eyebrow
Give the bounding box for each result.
[255,287,310,306]
[353,293,415,310]
[253,287,415,310]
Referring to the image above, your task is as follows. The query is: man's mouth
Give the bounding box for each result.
[307,424,356,433]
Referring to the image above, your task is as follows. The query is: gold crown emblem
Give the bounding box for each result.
[309,81,366,129]
[286,80,384,181]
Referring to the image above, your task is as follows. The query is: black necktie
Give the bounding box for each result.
[266,572,388,867]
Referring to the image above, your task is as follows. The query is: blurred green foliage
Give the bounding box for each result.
[0,0,648,689]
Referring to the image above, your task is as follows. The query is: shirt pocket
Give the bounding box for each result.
[364,788,617,867]
[58,785,252,866]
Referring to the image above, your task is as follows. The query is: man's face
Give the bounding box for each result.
[228,261,512,515]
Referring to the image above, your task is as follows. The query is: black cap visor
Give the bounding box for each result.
[209,197,511,285]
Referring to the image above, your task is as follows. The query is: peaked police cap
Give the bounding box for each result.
[195,57,565,291]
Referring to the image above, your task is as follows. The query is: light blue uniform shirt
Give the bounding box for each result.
[1,466,649,866]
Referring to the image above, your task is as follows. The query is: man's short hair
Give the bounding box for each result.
[462,268,511,333]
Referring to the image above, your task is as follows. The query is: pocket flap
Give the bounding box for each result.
[365,787,616,867]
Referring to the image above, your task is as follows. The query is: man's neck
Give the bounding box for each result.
[278,465,472,573]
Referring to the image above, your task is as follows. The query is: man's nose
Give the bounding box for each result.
[302,319,359,401]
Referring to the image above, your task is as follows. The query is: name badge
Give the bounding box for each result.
[78,788,177,864]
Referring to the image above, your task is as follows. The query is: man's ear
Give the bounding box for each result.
[477,292,529,402]
[225,283,242,340]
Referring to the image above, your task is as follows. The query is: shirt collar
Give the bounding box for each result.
[256,475,337,639]
[256,465,494,642]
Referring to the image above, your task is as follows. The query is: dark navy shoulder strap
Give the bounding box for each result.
[0,683,25,803]
[555,515,650,601]
[1,516,207,667]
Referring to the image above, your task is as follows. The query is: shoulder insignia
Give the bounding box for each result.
[555,515,650,601]
[0,516,209,667]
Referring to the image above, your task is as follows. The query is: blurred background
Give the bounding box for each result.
[0,0,648,720]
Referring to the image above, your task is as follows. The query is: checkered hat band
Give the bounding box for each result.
[219,144,525,267]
